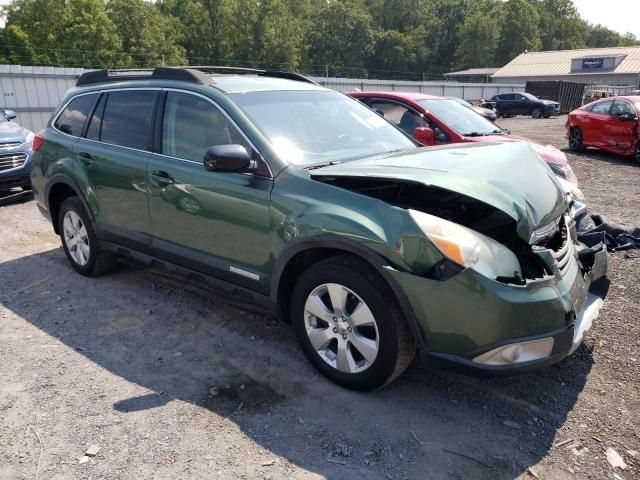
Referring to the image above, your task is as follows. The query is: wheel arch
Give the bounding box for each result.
[271,235,428,352]
[46,174,96,235]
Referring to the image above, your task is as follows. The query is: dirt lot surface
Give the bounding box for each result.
[1,115,639,480]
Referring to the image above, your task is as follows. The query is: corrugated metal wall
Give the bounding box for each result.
[307,76,525,99]
[0,65,84,132]
[0,65,566,133]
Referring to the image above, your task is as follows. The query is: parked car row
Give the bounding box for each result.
[29,67,611,391]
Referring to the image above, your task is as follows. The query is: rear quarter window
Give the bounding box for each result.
[54,93,97,136]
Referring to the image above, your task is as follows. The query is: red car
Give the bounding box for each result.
[348,91,577,184]
[567,96,640,162]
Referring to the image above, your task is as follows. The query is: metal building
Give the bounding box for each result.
[442,68,500,83]
[492,46,640,88]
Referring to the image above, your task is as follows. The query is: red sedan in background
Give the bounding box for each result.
[567,96,640,162]
[349,91,578,184]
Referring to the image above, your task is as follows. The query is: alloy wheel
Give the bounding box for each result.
[303,283,379,374]
[570,129,582,150]
[532,108,542,119]
[63,210,90,266]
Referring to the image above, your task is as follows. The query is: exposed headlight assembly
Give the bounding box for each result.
[556,176,584,201]
[409,209,522,280]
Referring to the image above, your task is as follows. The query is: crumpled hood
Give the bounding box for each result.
[464,133,568,166]
[310,142,568,242]
[0,121,29,144]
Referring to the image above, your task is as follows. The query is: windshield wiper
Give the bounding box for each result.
[462,132,484,137]
[305,161,341,170]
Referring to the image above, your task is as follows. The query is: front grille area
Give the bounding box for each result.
[0,142,21,149]
[0,153,28,172]
[545,216,573,276]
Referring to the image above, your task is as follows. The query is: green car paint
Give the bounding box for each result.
[32,73,608,376]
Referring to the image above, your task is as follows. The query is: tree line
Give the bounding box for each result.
[0,0,637,80]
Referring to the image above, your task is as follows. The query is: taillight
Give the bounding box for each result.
[33,133,44,152]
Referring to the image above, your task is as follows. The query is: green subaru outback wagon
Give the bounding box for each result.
[31,67,608,390]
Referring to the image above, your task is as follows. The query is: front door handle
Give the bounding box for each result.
[78,152,93,166]
[150,170,175,187]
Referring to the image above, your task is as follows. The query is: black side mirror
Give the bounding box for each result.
[618,113,638,122]
[4,110,17,120]
[204,144,251,172]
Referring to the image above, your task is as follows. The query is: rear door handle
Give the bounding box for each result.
[150,170,174,187]
[78,152,93,166]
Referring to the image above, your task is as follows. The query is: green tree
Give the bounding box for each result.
[56,0,123,67]
[537,0,586,51]
[225,0,306,69]
[107,0,186,67]
[3,0,67,64]
[453,1,501,69]
[497,0,541,64]
[307,1,375,76]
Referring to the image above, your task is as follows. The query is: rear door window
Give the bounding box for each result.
[591,100,613,115]
[54,94,97,136]
[100,90,158,150]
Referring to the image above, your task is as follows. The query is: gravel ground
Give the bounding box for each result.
[0,115,638,480]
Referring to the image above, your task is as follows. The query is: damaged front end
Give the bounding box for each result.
[310,144,608,373]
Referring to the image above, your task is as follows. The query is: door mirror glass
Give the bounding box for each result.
[413,126,435,146]
[618,113,638,122]
[3,110,17,120]
[204,144,252,172]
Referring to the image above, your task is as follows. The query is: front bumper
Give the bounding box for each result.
[0,152,32,191]
[389,239,608,375]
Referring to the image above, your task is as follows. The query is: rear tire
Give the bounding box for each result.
[635,141,640,163]
[291,255,416,391]
[58,197,117,276]
[569,127,585,152]
[495,108,502,118]
[532,107,543,119]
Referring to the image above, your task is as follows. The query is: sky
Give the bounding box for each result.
[573,0,640,38]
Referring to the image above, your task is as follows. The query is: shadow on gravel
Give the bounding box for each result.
[1,249,594,480]
[0,188,33,207]
[561,147,638,167]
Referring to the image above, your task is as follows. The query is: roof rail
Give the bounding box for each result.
[76,67,214,86]
[186,66,318,85]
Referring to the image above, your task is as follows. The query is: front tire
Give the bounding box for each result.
[291,255,416,391]
[532,107,543,119]
[58,197,117,276]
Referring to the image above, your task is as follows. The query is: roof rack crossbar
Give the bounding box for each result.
[76,67,214,86]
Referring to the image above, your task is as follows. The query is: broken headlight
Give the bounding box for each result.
[409,209,522,280]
